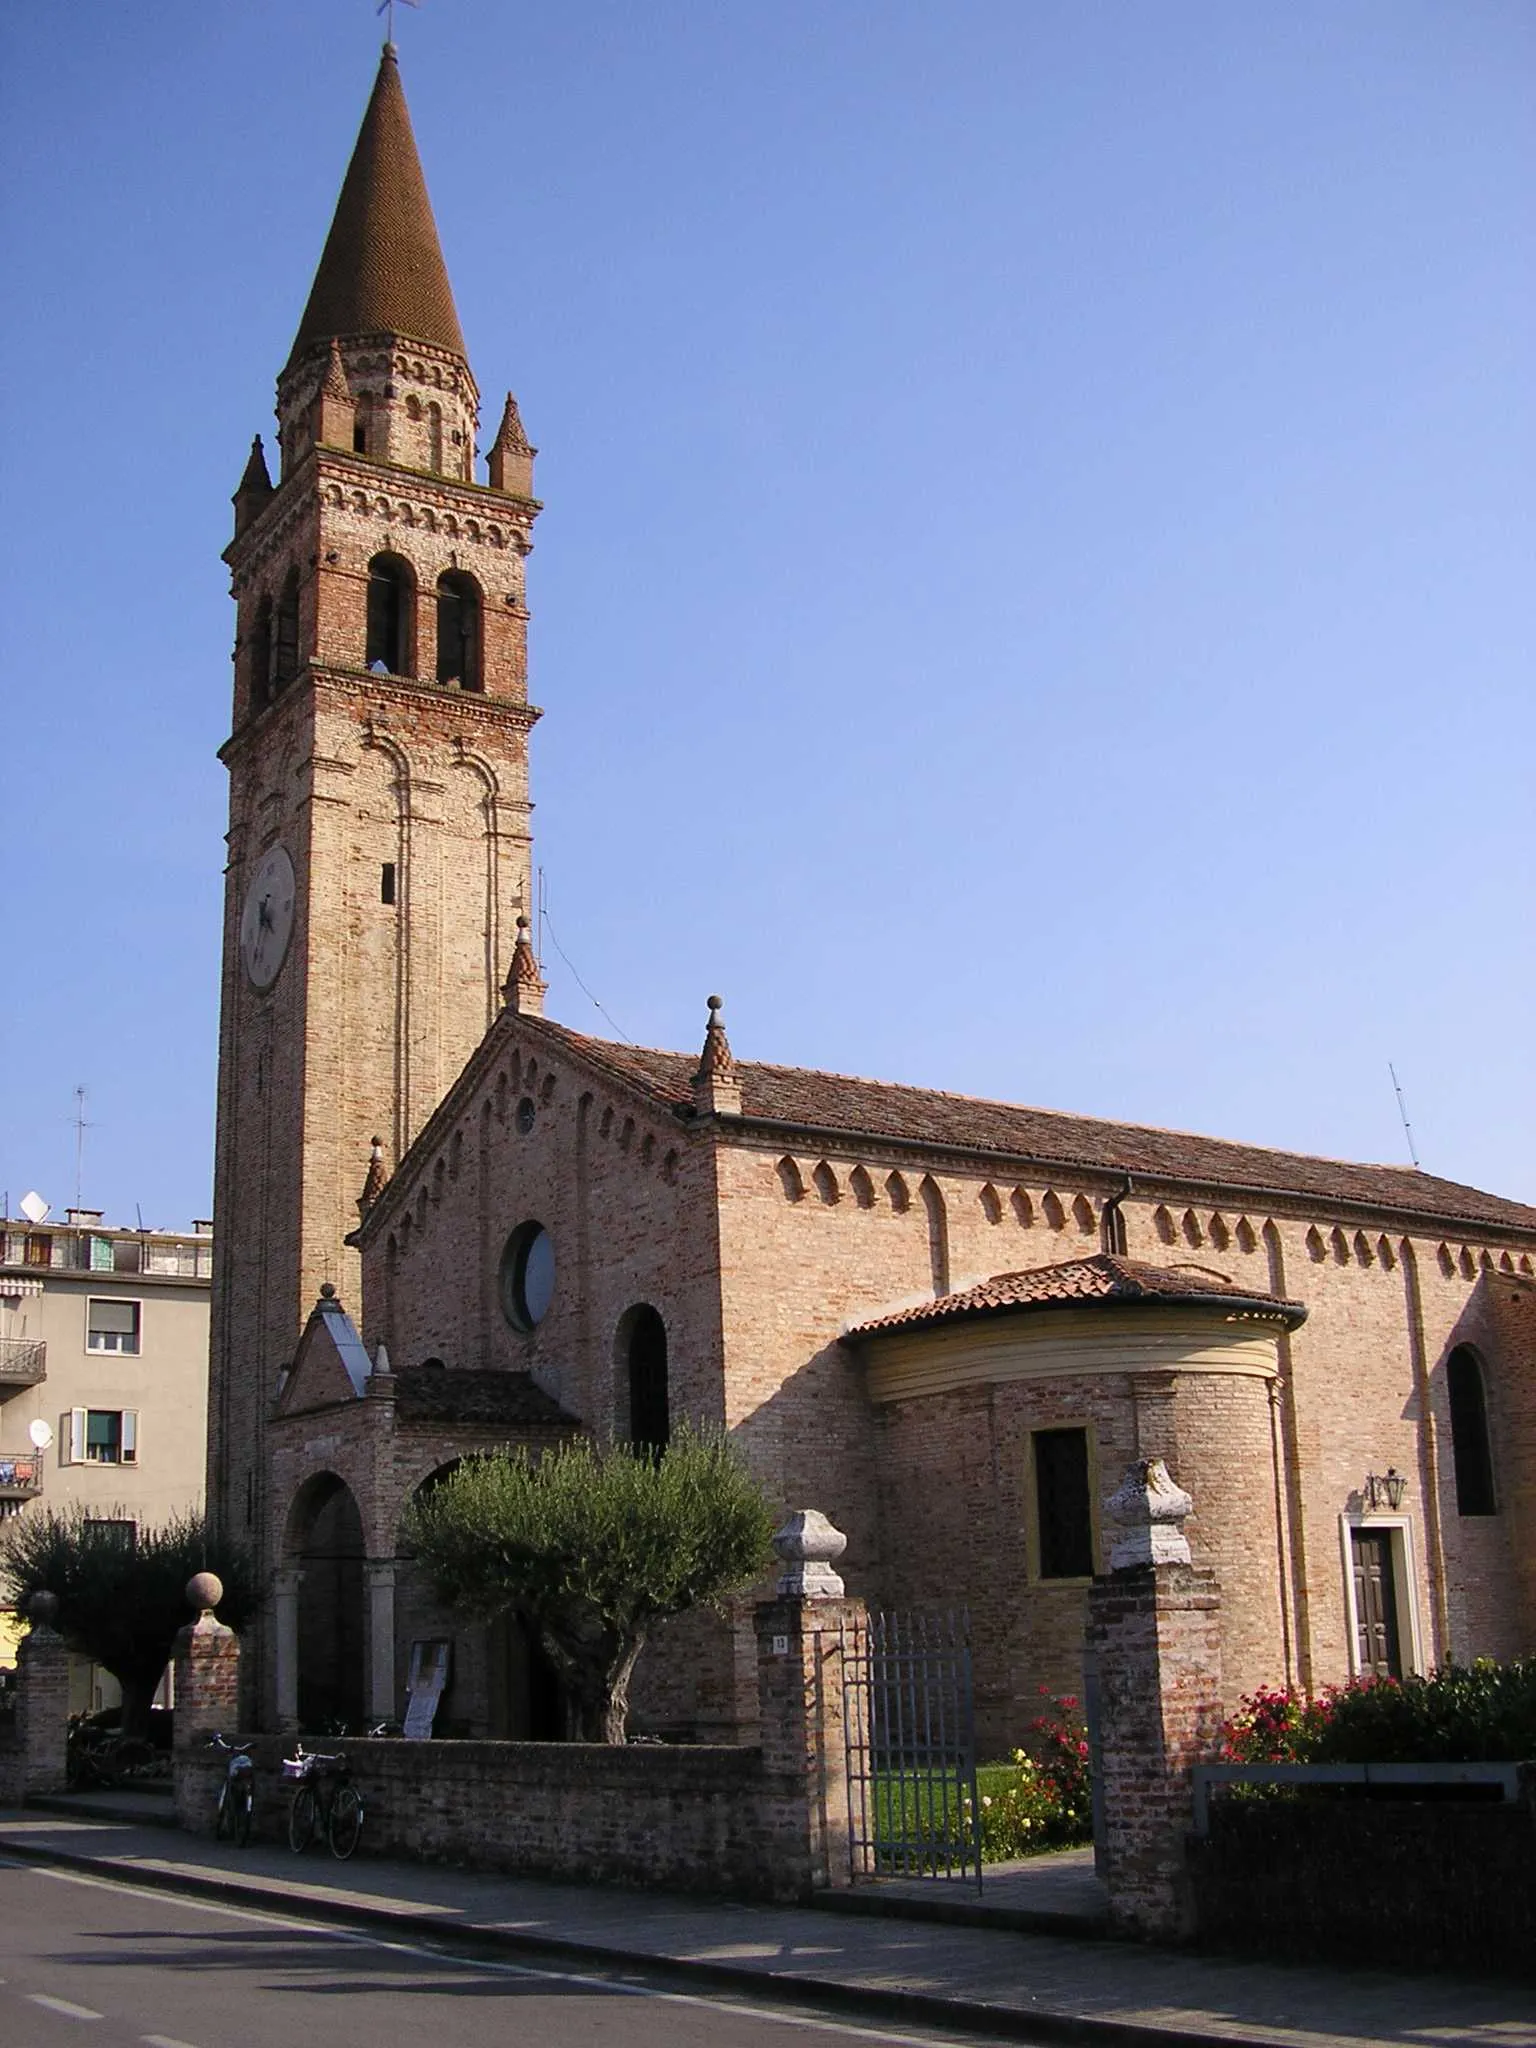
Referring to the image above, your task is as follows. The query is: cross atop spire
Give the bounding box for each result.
[286,42,466,371]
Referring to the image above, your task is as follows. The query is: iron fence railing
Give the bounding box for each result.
[0,1339,45,1384]
[842,1608,982,1888]
[0,1450,43,1494]
[1191,1760,1525,1835]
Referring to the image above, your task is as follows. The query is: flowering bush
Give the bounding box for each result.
[1220,1660,1536,1766]
[966,1690,1094,1860]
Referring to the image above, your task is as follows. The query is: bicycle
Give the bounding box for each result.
[208,1732,255,1848]
[67,1714,163,1792]
[282,1742,363,1859]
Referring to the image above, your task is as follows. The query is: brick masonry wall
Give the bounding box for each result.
[176,1737,818,1900]
[1087,1562,1225,1937]
[1189,1775,1536,1976]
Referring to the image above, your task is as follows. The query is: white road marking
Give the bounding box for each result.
[22,1864,963,2046]
[28,1993,104,2019]
[142,2036,203,2047]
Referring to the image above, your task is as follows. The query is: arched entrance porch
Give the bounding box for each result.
[280,1471,366,1732]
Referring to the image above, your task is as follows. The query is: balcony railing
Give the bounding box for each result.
[0,1339,45,1386]
[0,1451,42,1496]
[1,1231,211,1278]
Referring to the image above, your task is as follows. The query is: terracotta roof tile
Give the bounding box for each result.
[848,1254,1306,1338]
[287,46,466,369]
[522,1020,1536,1236]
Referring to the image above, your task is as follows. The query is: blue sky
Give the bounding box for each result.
[2,0,1531,1229]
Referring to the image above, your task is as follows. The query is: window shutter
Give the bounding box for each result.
[121,1410,139,1465]
[67,1409,87,1464]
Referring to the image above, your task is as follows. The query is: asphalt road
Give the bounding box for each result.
[0,1859,986,2048]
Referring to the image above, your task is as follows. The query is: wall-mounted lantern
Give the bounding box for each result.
[1365,1467,1408,1511]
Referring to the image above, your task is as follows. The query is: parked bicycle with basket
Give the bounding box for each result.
[282,1741,363,1859]
[208,1731,255,1848]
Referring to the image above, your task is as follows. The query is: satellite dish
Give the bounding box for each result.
[29,1419,53,1451]
[18,1191,50,1225]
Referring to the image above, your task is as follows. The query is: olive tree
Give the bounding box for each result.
[0,1507,257,1735]
[404,1428,777,1743]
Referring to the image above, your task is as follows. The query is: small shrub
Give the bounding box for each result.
[1220,1659,1536,1766]
[966,1691,1094,1860]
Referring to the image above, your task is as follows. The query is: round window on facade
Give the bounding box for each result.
[500,1222,555,1332]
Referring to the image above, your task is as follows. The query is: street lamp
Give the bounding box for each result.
[1365,1468,1407,1512]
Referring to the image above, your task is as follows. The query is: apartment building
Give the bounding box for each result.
[0,1205,211,1700]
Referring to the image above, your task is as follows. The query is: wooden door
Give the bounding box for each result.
[1351,1528,1403,1679]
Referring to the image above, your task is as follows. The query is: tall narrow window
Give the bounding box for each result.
[380,862,397,905]
[1033,1428,1093,1579]
[625,1306,669,1458]
[436,570,482,689]
[274,567,300,689]
[427,401,443,473]
[366,553,414,676]
[249,596,274,712]
[1447,1346,1497,1515]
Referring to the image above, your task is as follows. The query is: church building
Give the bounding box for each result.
[208,47,1536,1747]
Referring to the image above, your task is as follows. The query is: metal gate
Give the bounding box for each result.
[841,1609,982,1888]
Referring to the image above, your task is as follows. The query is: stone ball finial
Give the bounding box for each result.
[771,1509,848,1600]
[517,913,531,933]
[1105,1457,1194,1570]
[707,994,723,1014]
[319,1281,337,1300]
[26,1590,59,1628]
[187,1571,224,1617]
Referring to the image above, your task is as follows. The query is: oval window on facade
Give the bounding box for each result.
[499,1222,555,1332]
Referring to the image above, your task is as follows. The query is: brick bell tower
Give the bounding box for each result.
[207,46,540,1608]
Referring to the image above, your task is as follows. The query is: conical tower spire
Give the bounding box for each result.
[691,995,742,1116]
[286,44,466,370]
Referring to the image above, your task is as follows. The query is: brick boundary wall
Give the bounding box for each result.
[0,1617,70,1801]
[176,1735,820,1898]
[1188,1770,1536,1978]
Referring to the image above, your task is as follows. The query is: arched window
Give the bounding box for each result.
[1447,1347,1496,1515]
[274,567,300,689]
[366,553,414,676]
[248,596,274,713]
[624,1306,669,1458]
[436,570,482,689]
[427,401,444,474]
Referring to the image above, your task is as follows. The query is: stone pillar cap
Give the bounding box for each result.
[771,1509,848,1600]
[1105,1457,1194,1570]
[187,1571,224,1616]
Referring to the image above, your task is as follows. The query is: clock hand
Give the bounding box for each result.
[258,895,273,932]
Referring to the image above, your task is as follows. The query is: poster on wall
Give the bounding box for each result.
[403,1638,451,1739]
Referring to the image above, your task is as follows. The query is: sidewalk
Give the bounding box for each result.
[1,1804,1530,2048]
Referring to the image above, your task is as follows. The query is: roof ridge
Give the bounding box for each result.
[550,1025,1480,1194]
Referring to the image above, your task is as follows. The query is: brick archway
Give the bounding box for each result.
[284,1471,367,1732]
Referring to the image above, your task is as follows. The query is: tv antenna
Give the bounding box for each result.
[1388,1063,1421,1170]
[73,1085,94,1212]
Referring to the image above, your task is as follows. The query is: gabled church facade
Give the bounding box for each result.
[210,48,1536,1746]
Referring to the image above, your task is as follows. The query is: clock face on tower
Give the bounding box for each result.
[240,844,297,990]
